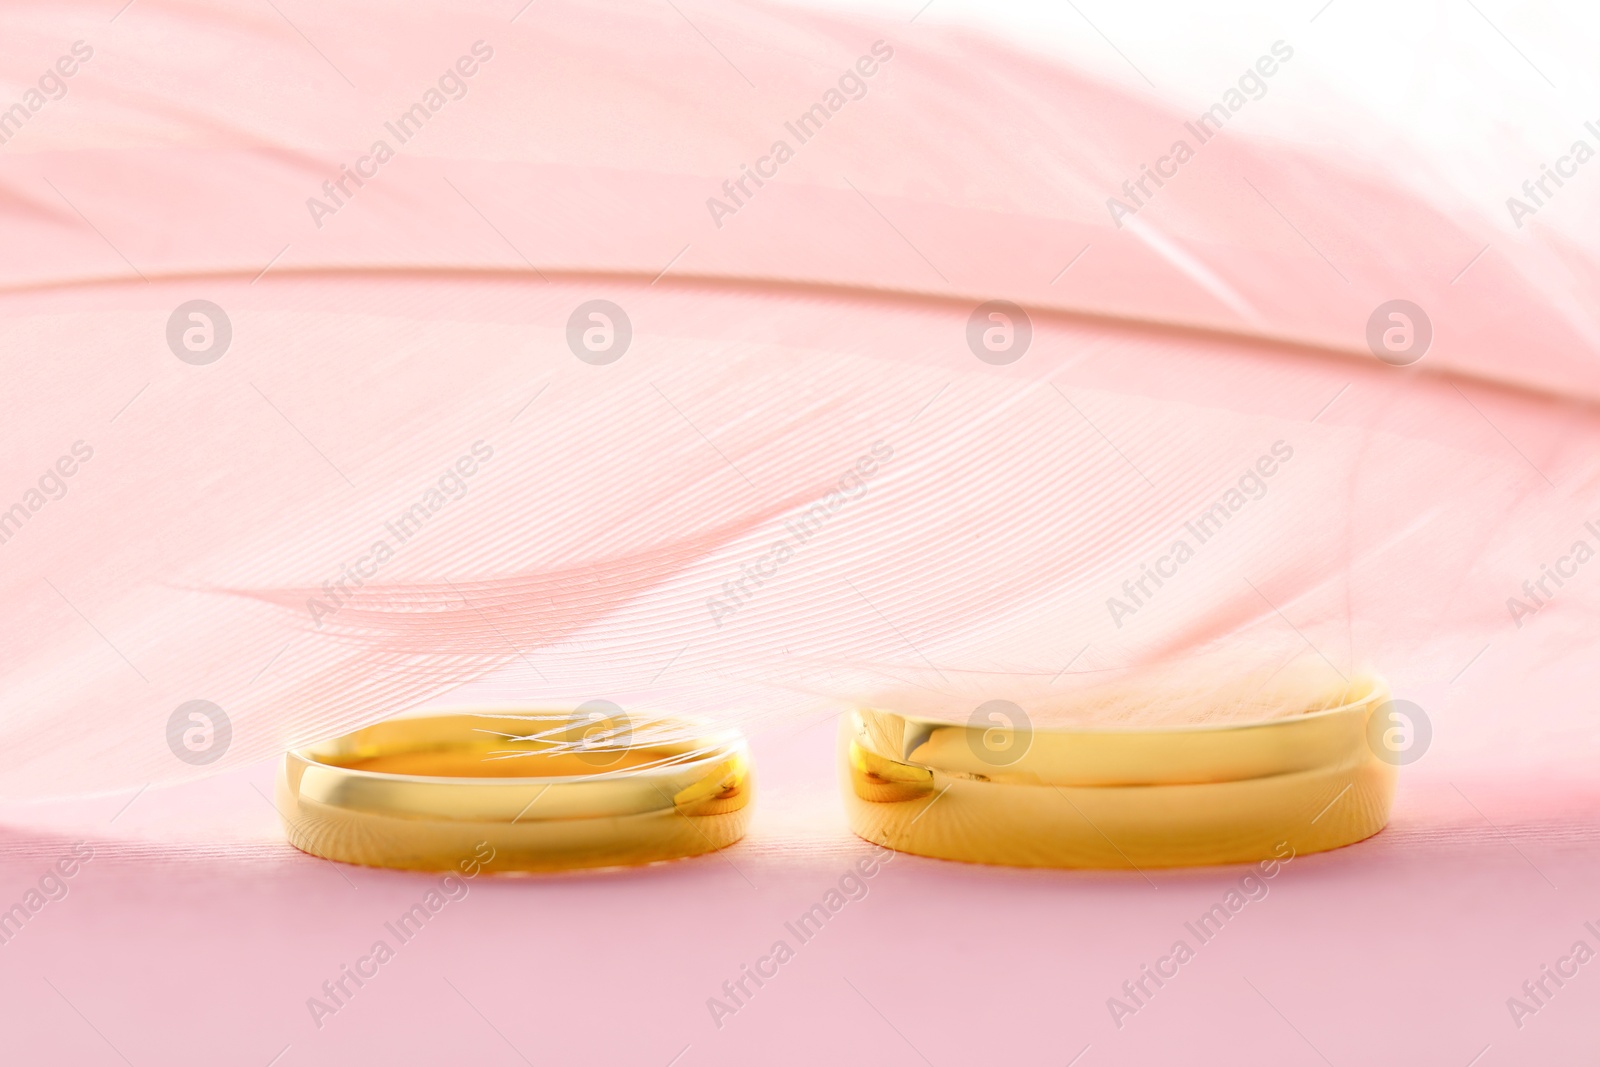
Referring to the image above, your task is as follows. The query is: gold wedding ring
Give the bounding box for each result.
[279,711,752,872]
[841,677,1397,868]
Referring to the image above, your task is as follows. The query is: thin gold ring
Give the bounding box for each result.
[279,710,752,872]
[840,677,1397,869]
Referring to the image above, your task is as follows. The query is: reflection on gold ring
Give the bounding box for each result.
[279,711,752,872]
[840,677,1396,869]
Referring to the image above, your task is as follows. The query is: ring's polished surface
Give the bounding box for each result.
[840,677,1397,869]
[280,712,752,872]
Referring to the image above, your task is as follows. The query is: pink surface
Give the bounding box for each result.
[1,720,1597,1065]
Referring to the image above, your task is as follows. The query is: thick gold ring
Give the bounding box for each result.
[279,711,752,872]
[840,677,1397,869]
